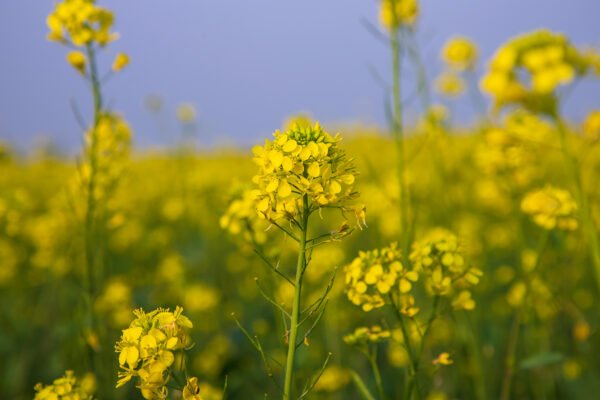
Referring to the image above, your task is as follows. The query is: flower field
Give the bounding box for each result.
[1,1,600,399]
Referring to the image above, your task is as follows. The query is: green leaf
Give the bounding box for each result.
[519,352,564,370]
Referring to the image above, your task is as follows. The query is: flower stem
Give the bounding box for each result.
[283,195,309,400]
[368,350,386,400]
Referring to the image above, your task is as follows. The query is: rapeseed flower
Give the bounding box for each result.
[34,370,93,400]
[521,186,578,230]
[442,36,478,71]
[379,0,419,31]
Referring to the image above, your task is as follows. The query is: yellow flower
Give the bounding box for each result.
[34,370,93,400]
[435,72,465,97]
[66,51,86,74]
[252,122,361,226]
[410,229,481,298]
[177,103,197,123]
[115,307,194,399]
[481,30,592,113]
[47,0,118,47]
[442,36,478,71]
[583,110,600,141]
[344,243,418,312]
[343,326,391,346]
[379,0,419,31]
[521,186,578,231]
[432,352,453,365]
[112,52,130,72]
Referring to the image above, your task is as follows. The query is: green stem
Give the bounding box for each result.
[83,43,104,393]
[283,195,309,400]
[406,296,440,400]
[391,28,410,258]
[552,113,600,294]
[368,350,386,400]
[499,229,549,400]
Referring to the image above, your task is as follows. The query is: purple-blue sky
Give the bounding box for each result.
[1,0,599,152]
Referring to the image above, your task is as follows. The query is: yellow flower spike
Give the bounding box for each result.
[380,0,419,31]
[112,52,130,72]
[66,51,86,75]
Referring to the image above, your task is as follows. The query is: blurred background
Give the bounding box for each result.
[1,0,599,151]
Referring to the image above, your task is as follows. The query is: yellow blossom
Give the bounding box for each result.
[112,52,130,72]
[66,51,86,74]
[442,36,478,71]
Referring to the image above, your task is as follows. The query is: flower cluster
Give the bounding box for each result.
[220,188,268,245]
[475,110,551,190]
[75,112,132,208]
[379,0,419,31]
[343,326,391,346]
[182,377,222,400]
[410,229,481,309]
[34,371,93,400]
[442,36,479,71]
[521,186,578,231]
[345,243,418,312]
[583,110,600,141]
[47,0,117,46]
[252,122,361,223]
[115,306,193,399]
[481,30,593,112]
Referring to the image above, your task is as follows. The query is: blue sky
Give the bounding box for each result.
[1,0,599,152]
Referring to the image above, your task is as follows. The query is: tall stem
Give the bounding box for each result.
[368,350,386,400]
[83,43,104,390]
[391,28,410,258]
[283,195,309,400]
[552,113,600,293]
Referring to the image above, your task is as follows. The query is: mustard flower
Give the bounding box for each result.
[410,229,482,300]
[252,122,361,225]
[481,30,593,113]
[442,36,479,71]
[115,306,193,400]
[343,326,391,346]
[183,377,222,400]
[432,352,453,366]
[521,186,578,230]
[379,0,419,31]
[34,370,93,400]
[583,110,600,141]
[220,188,268,245]
[177,103,197,124]
[435,72,465,97]
[66,51,86,75]
[47,0,118,47]
[344,243,418,312]
[112,52,130,72]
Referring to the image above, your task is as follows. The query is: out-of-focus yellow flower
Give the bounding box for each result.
[177,103,197,123]
[47,0,118,47]
[572,321,591,342]
[314,365,350,392]
[380,0,419,31]
[521,186,578,230]
[67,51,86,74]
[432,352,453,365]
[481,30,592,113]
[410,228,482,299]
[435,72,465,97]
[183,283,219,313]
[115,307,193,399]
[34,370,93,400]
[112,52,129,72]
[283,113,313,131]
[343,326,391,346]
[344,243,418,312]
[442,36,478,71]
[583,110,600,141]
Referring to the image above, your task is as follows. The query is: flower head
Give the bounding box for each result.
[521,186,578,230]
[410,229,481,300]
[34,370,93,400]
[47,0,118,47]
[345,243,418,312]
[67,51,86,74]
[343,326,391,346]
[481,30,592,113]
[435,72,465,97]
[252,122,361,225]
[112,52,130,72]
[442,36,478,71]
[115,306,193,399]
[379,0,419,31]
